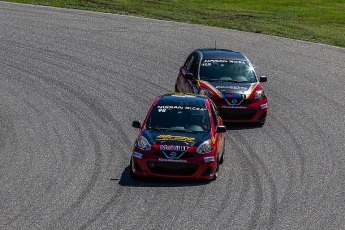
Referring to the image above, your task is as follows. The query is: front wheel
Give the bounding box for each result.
[129,159,140,180]
[174,84,179,92]
[257,119,266,126]
[212,159,220,181]
[219,142,225,165]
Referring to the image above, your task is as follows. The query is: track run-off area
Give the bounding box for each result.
[1,2,345,229]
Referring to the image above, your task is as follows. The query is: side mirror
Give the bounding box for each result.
[132,120,141,128]
[259,76,267,82]
[184,73,194,80]
[216,125,227,133]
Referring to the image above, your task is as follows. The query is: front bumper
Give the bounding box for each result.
[131,151,218,180]
[216,99,268,122]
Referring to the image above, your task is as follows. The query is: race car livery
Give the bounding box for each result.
[130,93,226,181]
[175,48,268,125]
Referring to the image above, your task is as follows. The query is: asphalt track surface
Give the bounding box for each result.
[1,2,345,229]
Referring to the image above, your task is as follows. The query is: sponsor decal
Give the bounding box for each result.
[160,145,188,151]
[133,151,143,159]
[156,135,195,142]
[222,105,247,109]
[202,60,246,64]
[216,85,249,91]
[183,106,207,111]
[157,106,207,112]
[159,158,187,163]
[222,93,242,99]
[204,156,215,162]
[261,103,268,109]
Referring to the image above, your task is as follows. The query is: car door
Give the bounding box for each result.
[178,53,199,93]
[210,101,225,156]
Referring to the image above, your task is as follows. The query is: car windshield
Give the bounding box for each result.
[199,59,257,83]
[146,105,211,132]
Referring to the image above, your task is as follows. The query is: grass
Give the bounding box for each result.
[3,0,345,47]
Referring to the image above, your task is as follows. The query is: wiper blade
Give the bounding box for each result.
[210,79,225,82]
[200,78,215,81]
[146,126,163,131]
[226,80,244,83]
[164,129,193,133]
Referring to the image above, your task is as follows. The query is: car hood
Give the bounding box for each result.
[200,81,258,95]
[142,129,211,146]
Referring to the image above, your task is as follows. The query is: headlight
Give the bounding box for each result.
[254,89,265,100]
[199,87,214,98]
[196,139,213,154]
[136,136,151,151]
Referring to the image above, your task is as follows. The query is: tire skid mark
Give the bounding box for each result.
[3,61,133,228]
[52,131,102,226]
[0,85,61,228]
[3,38,167,103]
[32,81,130,227]
[269,86,340,183]
[155,184,208,230]
[197,138,251,228]
[77,186,126,230]
[228,131,277,229]
[262,114,305,214]
[205,155,251,229]
[0,104,56,227]
[265,86,341,227]
[136,188,176,230]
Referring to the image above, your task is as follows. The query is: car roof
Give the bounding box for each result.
[195,48,248,61]
[156,93,208,108]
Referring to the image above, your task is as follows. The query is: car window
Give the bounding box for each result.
[200,59,257,83]
[209,101,219,127]
[145,105,211,132]
[184,53,199,76]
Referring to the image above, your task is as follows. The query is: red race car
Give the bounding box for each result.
[130,93,226,181]
[175,48,268,125]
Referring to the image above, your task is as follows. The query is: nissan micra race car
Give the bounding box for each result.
[175,48,268,125]
[130,93,226,181]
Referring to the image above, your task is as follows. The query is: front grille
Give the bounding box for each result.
[238,99,252,105]
[152,151,194,158]
[218,108,256,120]
[146,161,199,176]
[215,98,252,105]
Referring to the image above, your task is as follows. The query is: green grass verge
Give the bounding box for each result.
[3,0,345,47]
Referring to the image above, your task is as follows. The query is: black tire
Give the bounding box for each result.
[129,159,140,180]
[257,119,266,126]
[175,84,179,92]
[219,143,225,165]
[219,152,224,165]
[212,159,220,181]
